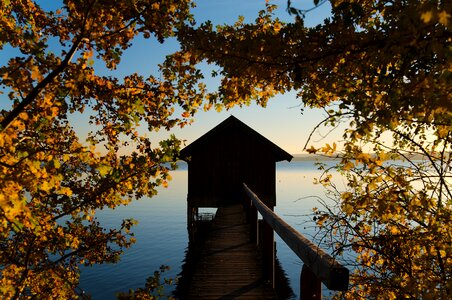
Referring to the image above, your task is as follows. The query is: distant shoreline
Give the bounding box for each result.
[290,153,430,162]
[290,154,339,162]
[177,153,430,164]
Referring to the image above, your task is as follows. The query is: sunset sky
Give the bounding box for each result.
[1,0,336,154]
[95,0,338,155]
[141,0,336,154]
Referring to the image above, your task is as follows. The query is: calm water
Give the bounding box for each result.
[79,160,341,299]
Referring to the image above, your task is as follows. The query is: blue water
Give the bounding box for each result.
[79,160,339,299]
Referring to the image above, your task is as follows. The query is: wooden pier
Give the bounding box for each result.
[181,186,350,299]
[185,203,278,299]
[179,117,349,299]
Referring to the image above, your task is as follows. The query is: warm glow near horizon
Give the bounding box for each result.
[0,0,336,155]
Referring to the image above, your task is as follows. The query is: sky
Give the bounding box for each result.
[1,0,337,155]
[132,0,336,154]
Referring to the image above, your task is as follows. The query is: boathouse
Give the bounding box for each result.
[179,116,350,298]
[180,115,292,212]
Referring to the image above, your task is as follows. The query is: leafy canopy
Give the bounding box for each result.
[0,0,206,298]
[174,0,452,298]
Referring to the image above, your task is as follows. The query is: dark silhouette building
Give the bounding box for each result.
[180,115,292,232]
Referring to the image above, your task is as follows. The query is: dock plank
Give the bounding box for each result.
[185,204,278,299]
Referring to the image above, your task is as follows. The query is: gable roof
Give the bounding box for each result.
[180,115,293,162]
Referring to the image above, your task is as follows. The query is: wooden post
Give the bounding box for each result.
[243,183,349,293]
[187,205,193,242]
[300,264,321,300]
[250,203,258,244]
[262,219,275,288]
[187,206,198,243]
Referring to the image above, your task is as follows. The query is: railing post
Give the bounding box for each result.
[249,203,258,244]
[262,220,275,288]
[243,183,349,296]
[187,205,197,243]
[300,264,321,300]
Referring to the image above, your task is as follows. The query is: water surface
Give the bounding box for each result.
[79,160,338,298]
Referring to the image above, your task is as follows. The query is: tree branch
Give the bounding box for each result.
[0,35,83,132]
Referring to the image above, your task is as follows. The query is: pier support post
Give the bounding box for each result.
[262,220,275,288]
[187,205,198,242]
[300,264,321,300]
[250,203,258,244]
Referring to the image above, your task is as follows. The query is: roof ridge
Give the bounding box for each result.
[180,115,292,162]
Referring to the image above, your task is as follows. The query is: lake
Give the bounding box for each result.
[79,160,342,299]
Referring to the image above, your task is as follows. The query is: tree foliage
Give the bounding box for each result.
[174,0,451,298]
[116,265,174,300]
[0,0,205,298]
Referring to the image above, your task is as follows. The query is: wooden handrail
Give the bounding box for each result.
[243,183,349,291]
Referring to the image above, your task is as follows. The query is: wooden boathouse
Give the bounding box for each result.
[179,116,349,299]
[180,115,292,219]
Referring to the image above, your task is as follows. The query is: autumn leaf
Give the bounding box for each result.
[30,66,39,81]
[438,10,451,26]
[180,1,452,298]
[421,11,434,23]
[306,146,318,154]
[343,161,355,171]
[0,0,196,298]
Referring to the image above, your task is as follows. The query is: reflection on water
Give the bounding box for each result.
[79,169,189,299]
[174,219,212,299]
[79,160,337,299]
[175,218,295,300]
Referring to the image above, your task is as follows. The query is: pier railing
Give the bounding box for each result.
[243,183,349,299]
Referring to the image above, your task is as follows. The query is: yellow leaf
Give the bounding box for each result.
[53,159,61,169]
[438,10,450,26]
[342,203,354,215]
[0,193,5,206]
[41,181,51,192]
[341,192,353,201]
[214,103,223,112]
[322,143,336,154]
[343,161,355,170]
[306,146,318,154]
[97,164,111,176]
[19,112,29,120]
[420,11,433,23]
[31,65,43,81]
[58,187,72,196]
[389,226,399,234]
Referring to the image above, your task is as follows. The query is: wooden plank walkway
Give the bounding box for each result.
[185,203,278,299]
